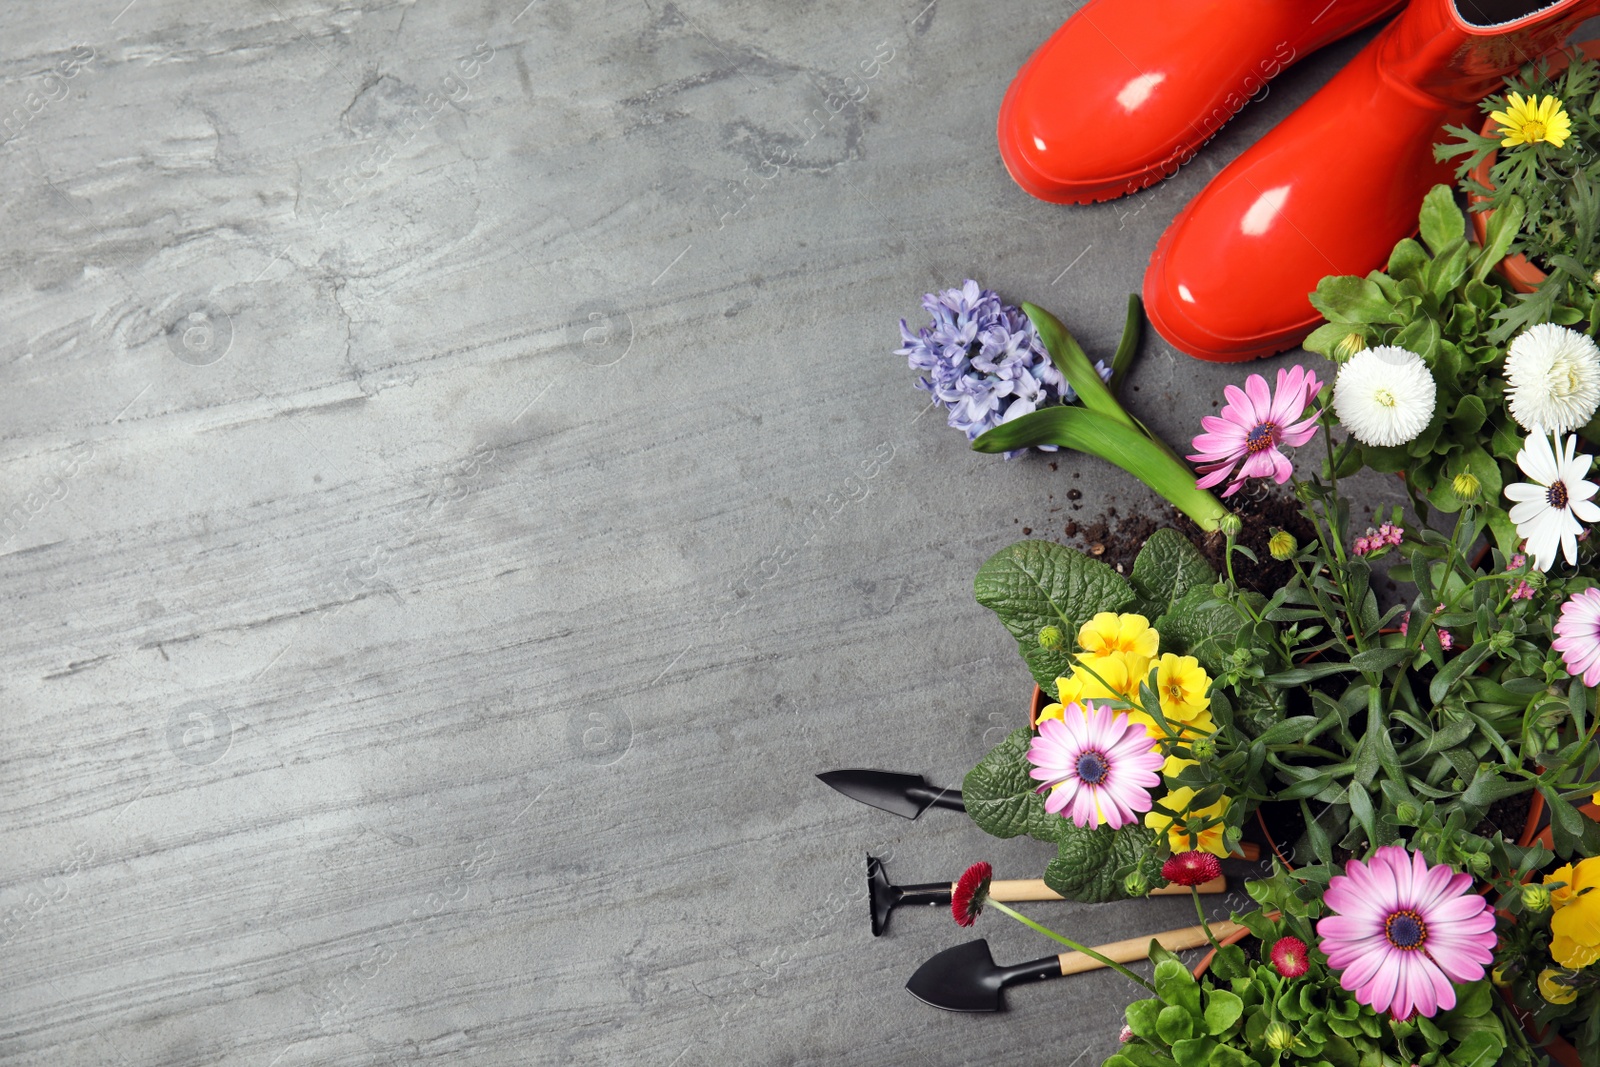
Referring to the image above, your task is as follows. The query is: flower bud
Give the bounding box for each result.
[1037,625,1065,651]
[1189,737,1217,760]
[1522,883,1553,912]
[1219,513,1243,538]
[1268,530,1297,561]
[1489,628,1515,652]
[1539,968,1579,1005]
[1123,870,1151,897]
[1491,964,1513,988]
[1334,332,1368,360]
[1264,1021,1295,1051]
[1452,471,1481,500]
[1460,850,1491,877]
[1395,802,1421,824]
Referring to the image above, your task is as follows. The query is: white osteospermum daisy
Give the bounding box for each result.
[1332,346,1436,447]
[1504,430,1600,571]
[1505,323,1600,434]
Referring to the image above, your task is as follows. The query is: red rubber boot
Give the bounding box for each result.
[1145,0,1600,362]
[998,0,1405,204]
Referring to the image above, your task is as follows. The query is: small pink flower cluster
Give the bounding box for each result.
[1511,580,1535,600]
[1352,523,1404,556]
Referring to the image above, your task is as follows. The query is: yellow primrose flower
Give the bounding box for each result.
[1077,612,1160,661]
[1163,754,1196,779]
[1492,92,1571,149]
[1549,857,1600,970]
[1072,651,1147,703]
[1156,653,1212,723]
[1145,787,1231,857]
[1538,968,1580,1005]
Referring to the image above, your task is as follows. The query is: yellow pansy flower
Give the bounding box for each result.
[1156,653,1212,724]
[1491,92,1571,149]
[1077,612,1160,661]
[1549,857,1600,970]
[1538,968,1580,1005]
[1545,862,1578,910]
[1145,787,1231,857]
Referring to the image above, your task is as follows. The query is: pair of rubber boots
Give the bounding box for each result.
[1000,0,1600,362]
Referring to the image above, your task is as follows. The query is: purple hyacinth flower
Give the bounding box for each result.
[895,280,1107,458]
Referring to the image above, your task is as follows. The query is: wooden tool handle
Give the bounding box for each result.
[961,876,1226,902]
[1237,843,1260,862]
[1055,920,1248,976]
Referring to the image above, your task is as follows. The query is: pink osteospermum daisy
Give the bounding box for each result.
[951,861,992,927]
[1554,587,1600,686]
[1315,846,1496,1020]
[1026,702,1165,830]
[1188,366,1323,498]
[1271,936,1310,978]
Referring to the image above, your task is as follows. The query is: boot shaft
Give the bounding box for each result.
[1380,0,1600,103]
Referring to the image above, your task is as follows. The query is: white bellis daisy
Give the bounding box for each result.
[1333,346,1436,447]
[1504,430,1600,571]
[1505,323,1600,434]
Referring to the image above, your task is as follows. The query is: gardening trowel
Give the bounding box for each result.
[906,921,1248,1012]
[816,769,966,819]
[868,855,1226,936]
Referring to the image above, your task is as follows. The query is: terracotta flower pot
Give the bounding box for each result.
[1466,41,1600,293]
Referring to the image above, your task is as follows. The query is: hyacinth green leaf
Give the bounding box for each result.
[1021,302,1137,431]
[1109,293,1143,394]
[974,539,1134,649]
[1042,821,1154,902]
[1129,528,1215,621]
[972,406,1230,532]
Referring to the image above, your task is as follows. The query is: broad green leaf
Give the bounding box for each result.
[1042,820,1155,902]
[1419,183,1466,256]
[961,727,1047,840]
[1156,1005,1194,1045]
[1169,1038,1217,1067]
[1153,959,1200,1016]
[1387,237,1430,282]
[1155,584,1256,678]
[974,539,1135,648]
[1129,528,1216,621]
[1203,989,1243,1035]
[1475,193,1525,282]
[972,406,1230,532]
[1309,275,1401,325]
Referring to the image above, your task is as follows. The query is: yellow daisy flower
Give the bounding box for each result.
[1156,653,1212,724]
[1145,787,1231,857]
[1491,92,1572,149]
[1077,612,1160,661]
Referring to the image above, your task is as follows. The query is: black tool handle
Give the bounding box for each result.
[998,954,1064,990]
[908,785,966,812]
[894,881,953,907]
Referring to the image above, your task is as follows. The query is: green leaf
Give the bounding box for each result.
[1110,293,1143,394]
[1156,1005,1194,1044]
[1419,183,1466,256]
[1545,783,1585,852]
[1350,646,1410,672]
[1129,528,1216,620]
[1022,303,1137,431]
[1475,193,1525,281]
[1309,275,1402,325]
[1347,783,1377,847]
[974,540,1135,648]
[972,406,1230,532]
[961,727,1048,840]
[1126,998,1162,1040]
[1387,237,1430,282]
[1203,989,1243,1035]
[1154,959,1201,1016]
[1169,1038,1217,1067]
[1042,820,1156,902]
[1155,584,1257,678]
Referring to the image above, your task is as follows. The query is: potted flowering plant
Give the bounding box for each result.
[949,850,1528,1066]
[1436,46,1600,337]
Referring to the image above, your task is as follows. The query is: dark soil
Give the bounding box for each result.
[1476,790,1534,843]
[1054,487,1316,597]
[1251,802,1307,867]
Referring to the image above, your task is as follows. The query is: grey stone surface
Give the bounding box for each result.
[0,4,1410,1065]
